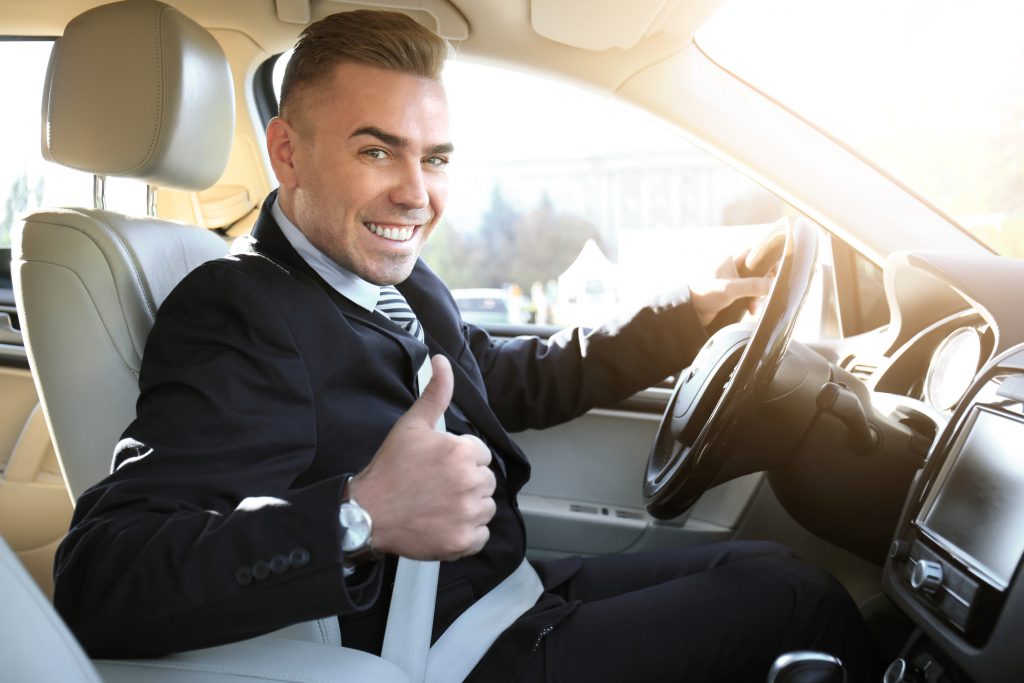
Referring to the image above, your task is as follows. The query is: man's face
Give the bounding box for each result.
[271,62,452,285]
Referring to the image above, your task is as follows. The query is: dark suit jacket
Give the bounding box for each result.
[53,192,709,671]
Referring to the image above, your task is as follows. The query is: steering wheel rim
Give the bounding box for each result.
[643,217,819,519]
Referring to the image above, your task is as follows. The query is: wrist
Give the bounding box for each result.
[339,475,382,569]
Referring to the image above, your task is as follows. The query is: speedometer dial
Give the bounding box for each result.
[924,327,983,411]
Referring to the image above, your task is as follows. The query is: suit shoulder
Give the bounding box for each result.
[166,252,319,309]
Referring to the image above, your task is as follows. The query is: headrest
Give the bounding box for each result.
[41,0,234,192]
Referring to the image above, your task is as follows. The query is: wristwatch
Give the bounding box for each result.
[339,476,380,569]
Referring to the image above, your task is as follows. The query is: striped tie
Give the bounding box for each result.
[375,286,424,343]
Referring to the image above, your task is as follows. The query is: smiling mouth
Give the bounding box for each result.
[365,222,417,242]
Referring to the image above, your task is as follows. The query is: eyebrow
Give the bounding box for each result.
[350,126,454,156]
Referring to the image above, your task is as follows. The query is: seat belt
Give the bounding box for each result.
[380,358,443,681]
[380,358,545,683]
[425,558,543,683]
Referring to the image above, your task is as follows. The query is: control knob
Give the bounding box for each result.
[883,658,923,683]
[910,560,944,594]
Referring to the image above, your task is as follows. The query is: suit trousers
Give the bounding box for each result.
[516,541,885,683]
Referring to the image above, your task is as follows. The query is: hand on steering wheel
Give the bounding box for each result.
[643,217,819,519]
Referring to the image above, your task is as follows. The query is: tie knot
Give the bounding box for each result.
[375,286,424,343]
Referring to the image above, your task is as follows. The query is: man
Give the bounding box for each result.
[54,10,882,682]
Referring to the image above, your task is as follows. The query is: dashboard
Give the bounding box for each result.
[883,341,1024,683]
[836,252,1024,682]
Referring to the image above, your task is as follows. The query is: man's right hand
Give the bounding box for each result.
[348,355,497,562]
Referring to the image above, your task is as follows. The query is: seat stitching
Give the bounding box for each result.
[22,260,142,378]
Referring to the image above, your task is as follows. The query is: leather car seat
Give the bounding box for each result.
[0,532,412,682]
[11,0,409,680]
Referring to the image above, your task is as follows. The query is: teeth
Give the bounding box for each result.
[366,223,414,242]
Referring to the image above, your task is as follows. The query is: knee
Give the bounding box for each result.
[721,540,795,564]
[760,554,859,621]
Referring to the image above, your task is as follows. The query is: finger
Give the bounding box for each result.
[456,433,492,466]
[477,466,497,497]
[725,276,771,305]
[402,355,454,428]
[480,496,497,524]
[731,248,752,275]
[469,525,490,555]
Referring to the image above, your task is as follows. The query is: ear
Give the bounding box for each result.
[266,117,299,188]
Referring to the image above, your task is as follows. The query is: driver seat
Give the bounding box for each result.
[11,1,408,680]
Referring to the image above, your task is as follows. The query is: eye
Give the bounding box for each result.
[424,155,449,168]
[363,148,387,160]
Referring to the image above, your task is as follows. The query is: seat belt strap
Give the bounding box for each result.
[425,558,543,683]
[381,357,544,683]
[380,357,443,681]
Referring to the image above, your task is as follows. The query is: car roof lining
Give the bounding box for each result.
[0,0,725,95]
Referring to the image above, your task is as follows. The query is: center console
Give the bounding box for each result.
[884,343,1024,682]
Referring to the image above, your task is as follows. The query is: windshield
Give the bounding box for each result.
[698,0,1024,258]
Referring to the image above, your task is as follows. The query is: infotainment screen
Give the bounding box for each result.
[918,407,1024,590]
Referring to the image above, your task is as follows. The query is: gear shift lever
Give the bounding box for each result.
[768,652,846,683]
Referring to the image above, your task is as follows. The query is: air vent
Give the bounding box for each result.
[841,355,878,382]
[847,363,877,382]
[615,509,644,520]
[569,503,599,515]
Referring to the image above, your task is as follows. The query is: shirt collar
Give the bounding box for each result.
[272,198,380,312]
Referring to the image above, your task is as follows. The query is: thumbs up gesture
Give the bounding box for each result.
[348,356,497,561]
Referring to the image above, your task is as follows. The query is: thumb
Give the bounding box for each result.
[402,355,453,428]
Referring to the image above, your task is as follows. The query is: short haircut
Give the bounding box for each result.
[279,10,450,120]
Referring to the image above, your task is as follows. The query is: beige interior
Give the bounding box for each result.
[0,367,72,598]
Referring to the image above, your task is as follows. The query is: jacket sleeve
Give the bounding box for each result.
[53,260,381,658]
[467,287,709,432]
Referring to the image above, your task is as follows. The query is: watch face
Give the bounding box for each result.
[339,503,371,552]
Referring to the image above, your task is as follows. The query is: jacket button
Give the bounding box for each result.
[252,560,271,581]
[270,554,289,574]
[289,548,310,568]
[235,566,253,586]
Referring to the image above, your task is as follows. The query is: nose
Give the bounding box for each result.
[389,159,430,210]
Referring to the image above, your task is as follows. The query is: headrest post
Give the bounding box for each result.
[146,185,158,217]
[93,175,106,210]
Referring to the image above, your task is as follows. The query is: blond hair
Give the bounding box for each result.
[280,10,449,120]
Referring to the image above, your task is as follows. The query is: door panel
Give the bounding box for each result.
[0,368,72,598]
[515,395,765,561]
[0,264,71,597]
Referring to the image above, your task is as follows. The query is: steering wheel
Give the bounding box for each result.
[643,216,819,519]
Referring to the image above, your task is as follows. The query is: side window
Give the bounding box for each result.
[268,55,839,340]
[0,40,145,249]
[832,237,889,336]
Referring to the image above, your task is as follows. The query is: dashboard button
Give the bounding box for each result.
[911,560,944,594]
[889,540,911,561]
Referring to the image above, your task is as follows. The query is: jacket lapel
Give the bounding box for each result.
[245,192,428,374]
[401,266,530,477]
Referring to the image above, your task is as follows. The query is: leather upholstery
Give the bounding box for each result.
[14,209,227,498]
[0,534,408,682]
[41,0,233,191]
[0,536,101,683]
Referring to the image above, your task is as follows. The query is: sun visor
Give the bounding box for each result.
[530,0,722,51]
